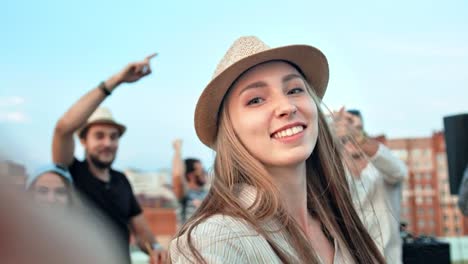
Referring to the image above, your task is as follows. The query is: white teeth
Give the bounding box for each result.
[273,126,304,139]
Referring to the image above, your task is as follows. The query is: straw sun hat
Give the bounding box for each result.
[77,107,126,138]
[194,36,329,148]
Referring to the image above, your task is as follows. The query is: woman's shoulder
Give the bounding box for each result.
[178,214,258,241]
[169,214,272,263]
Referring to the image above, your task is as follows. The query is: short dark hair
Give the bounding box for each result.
[184,158,201,180]
[79,123,123,139]
[347,109,364,128]
[347,109,362,119]
[79,127,90,139]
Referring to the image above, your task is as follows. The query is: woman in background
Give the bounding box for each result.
[26,163,73,206]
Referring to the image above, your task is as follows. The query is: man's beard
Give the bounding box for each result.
[88,153,115,169]
[195,175,206,187]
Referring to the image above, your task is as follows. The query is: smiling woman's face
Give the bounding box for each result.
[226,61,319,169]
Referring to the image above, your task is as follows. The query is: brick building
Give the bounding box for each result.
[384,132,467,237]
[0,160,27,189]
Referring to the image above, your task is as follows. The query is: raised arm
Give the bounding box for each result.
[52,54,157,166]
[332,108,407,184]
[172,139,186,200]
[367,143,408,185]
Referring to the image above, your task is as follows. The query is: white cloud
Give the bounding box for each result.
[0,96,28,123]
[0,112,28,123]
[0,96,26,107]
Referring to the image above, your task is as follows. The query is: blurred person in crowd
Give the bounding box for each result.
[331,107,408,264]
[458,165,468,215]
[171,139,208,224]
[26,163,73,206]
[52,54,165,263]
[170,36,385,263]
[0,157,126,264]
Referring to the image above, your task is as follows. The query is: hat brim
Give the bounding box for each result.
[194,44,329,148]
[77,120,127,138]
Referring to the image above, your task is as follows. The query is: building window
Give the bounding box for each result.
[439,166,446,174]
[401,150,408,161]
[425,149,432,157]
[414,173,420,180]
[428,199,434,205]
[403,194,409,203]
[418,220,425,227]
[412,149,422,157]
[443,227,449,233]
[437,153,446,165]
[425,173,432,180]
[428,221,435,228]
[392,149,408,161]
[416,197,423,204]
[443,215,449,221]
[402,207,409,215]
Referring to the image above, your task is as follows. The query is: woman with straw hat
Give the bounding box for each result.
[169,36,385,264]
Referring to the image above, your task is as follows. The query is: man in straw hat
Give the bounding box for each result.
[52,54,166,263]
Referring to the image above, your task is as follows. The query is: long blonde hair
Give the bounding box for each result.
[172,71,385,264]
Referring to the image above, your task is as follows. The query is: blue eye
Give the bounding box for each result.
[288,87,304,95]
[247,97,264,105]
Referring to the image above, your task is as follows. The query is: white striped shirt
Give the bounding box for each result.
[348,144,407,264]
[170,186,355,263]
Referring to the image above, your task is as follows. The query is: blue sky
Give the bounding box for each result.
[1,0,467,174]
